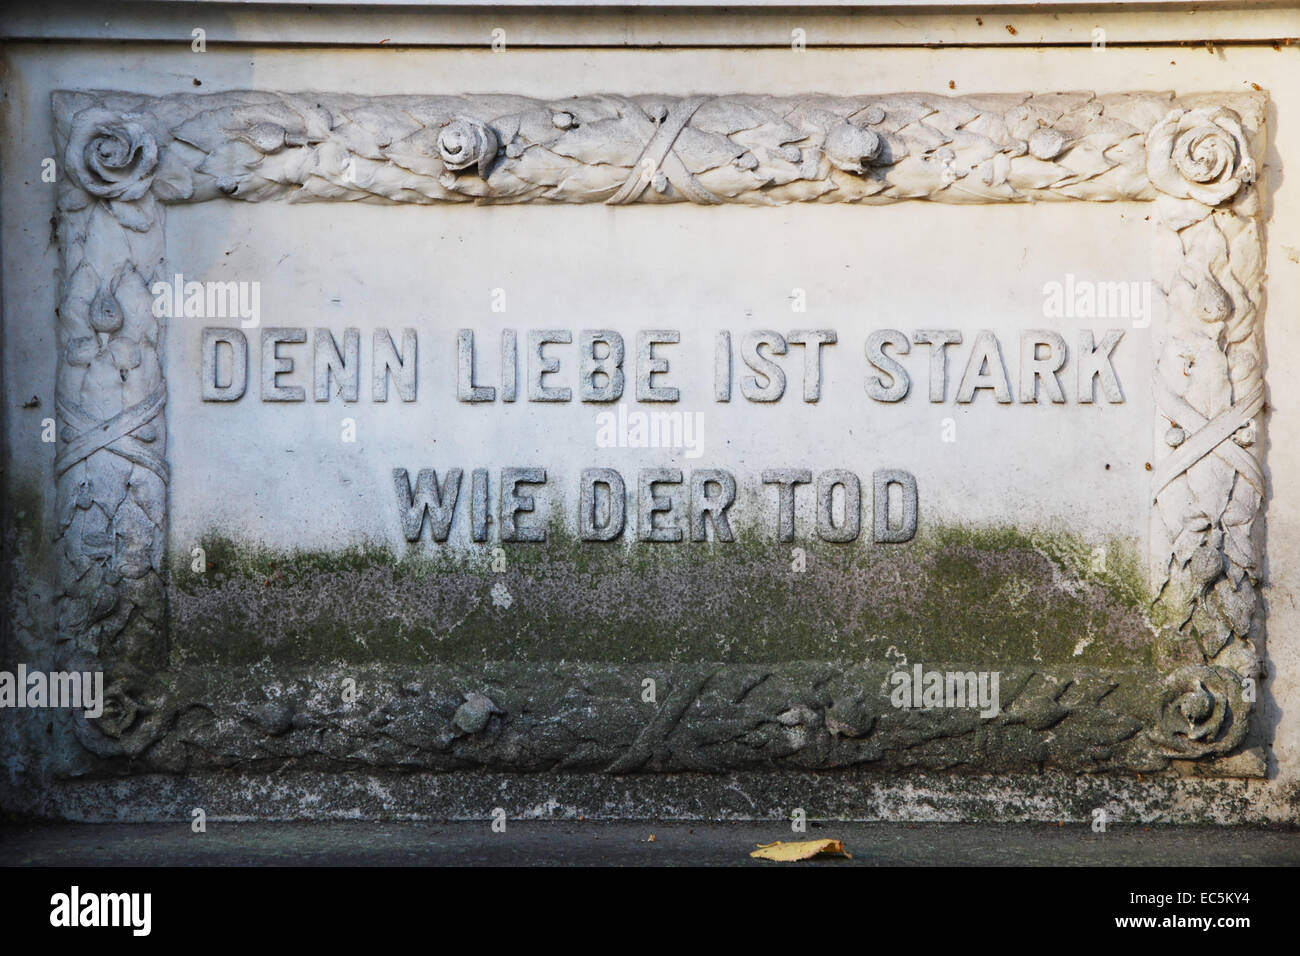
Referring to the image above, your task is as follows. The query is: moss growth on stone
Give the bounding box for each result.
[6,478,52,566]
[168,520,1154,670]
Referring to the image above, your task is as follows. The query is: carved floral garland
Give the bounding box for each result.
[51,89,1267,766]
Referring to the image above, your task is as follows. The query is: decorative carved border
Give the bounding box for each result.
[51,89,1267,772]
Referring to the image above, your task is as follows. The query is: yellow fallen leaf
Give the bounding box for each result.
[750,839,851,862]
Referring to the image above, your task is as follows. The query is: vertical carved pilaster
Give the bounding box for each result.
[53,96,169,695]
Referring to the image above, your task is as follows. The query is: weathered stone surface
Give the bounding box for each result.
[36,87,1267,776]
[7,16,1299,823]
[61,661,1209,775]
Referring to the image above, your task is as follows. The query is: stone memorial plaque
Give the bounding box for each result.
[46,87,1267,784]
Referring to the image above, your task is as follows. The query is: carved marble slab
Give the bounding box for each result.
[51,89,1267,774]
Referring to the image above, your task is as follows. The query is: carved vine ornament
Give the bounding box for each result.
[51,90,1266,771]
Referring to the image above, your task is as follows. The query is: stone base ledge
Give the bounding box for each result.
[24,769,1300,824]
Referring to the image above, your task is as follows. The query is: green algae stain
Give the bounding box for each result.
[168,521,1153,669]
[6,478,52,567]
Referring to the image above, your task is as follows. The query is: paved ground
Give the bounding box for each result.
[2,821,1297,866]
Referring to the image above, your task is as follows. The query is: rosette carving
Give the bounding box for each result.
[437,117,499,178]
[1146,107,1256,206]
[65,109,159,200]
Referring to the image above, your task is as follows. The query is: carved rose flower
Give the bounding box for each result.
[96,678,144,738]
[71,669,161,757]
[1146,107,1255,206]
[437,117,499,177]
[65,109,159,201]
[1171,681,1222,740]
[1154,666,1246,755]
[824,122,883,175]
